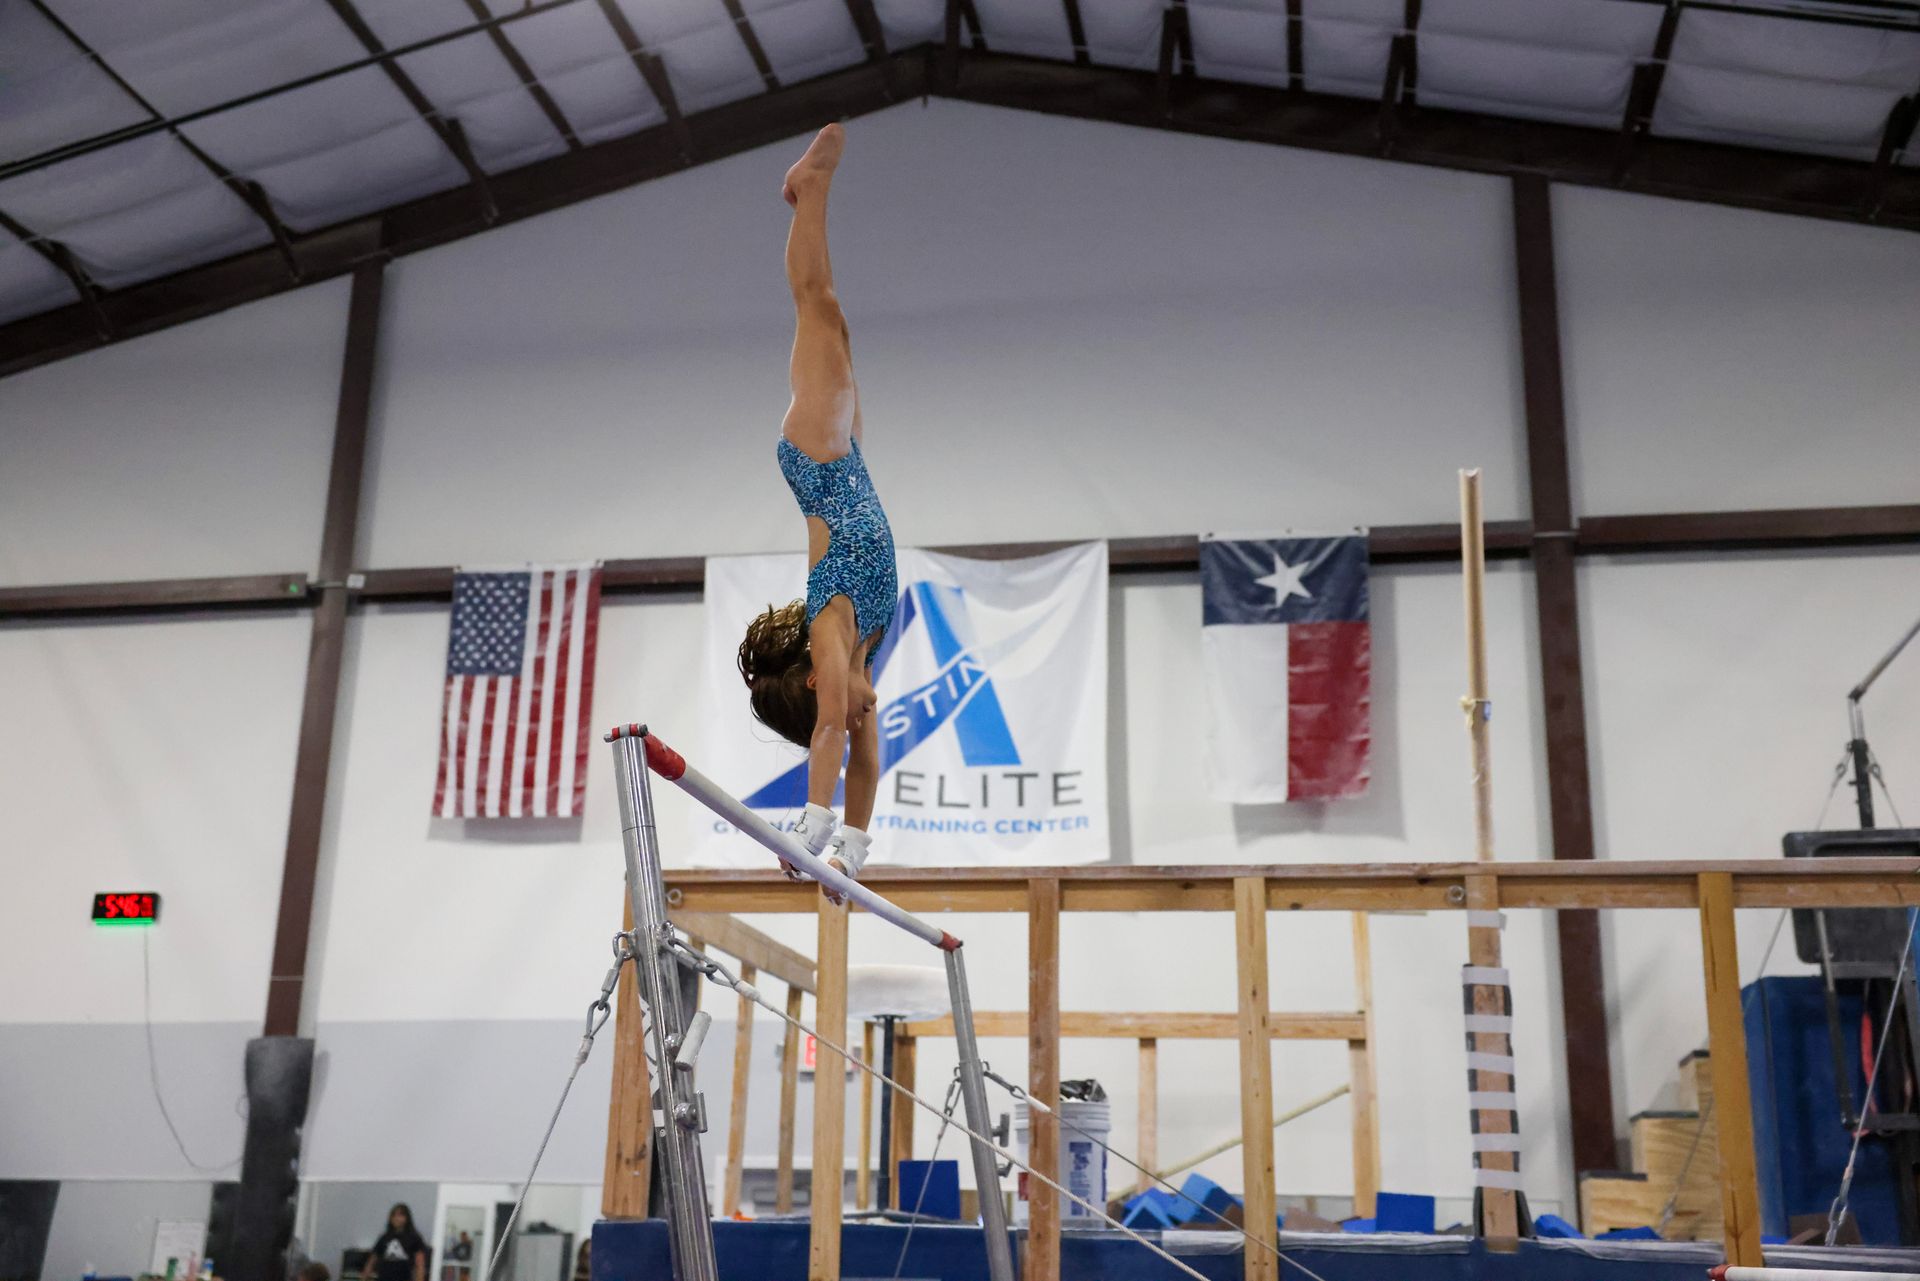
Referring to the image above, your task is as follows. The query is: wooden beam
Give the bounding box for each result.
[776,984,803,1213]
[902,1010,1367,1040]
[670,909,816,993]
[659,858,1920,916]
[1465,873,1521,1242]
[1512,173,1618,1182]
[890,1031,917,1209]
[1698,872,1764,1266]
[857,1021,875,1211]
[1235,877,1278,1281]
[1027,878,1062,1281]
[810,895,850,1281]
[263,262,382,1036]
[602,899,654,1218]
[1348,914,1381,1217]
[1135,1038,1159,1197]
[722,962,757,1218]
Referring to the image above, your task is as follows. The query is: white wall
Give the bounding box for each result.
[6,92,1920,1237]
[0,278,350,586]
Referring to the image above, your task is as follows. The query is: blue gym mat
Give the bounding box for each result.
[591,1218,1920,1280]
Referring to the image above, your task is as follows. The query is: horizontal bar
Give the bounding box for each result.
[660,857,1920,915]
[905,1010,1367,1040]
[618,724,959,951]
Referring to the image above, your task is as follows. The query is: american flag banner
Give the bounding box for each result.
[1200,534,1371,803]
[433,562,603,819]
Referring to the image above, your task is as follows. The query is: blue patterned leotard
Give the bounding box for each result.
[777,437,898,661]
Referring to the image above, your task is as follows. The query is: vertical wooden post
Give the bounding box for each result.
[1460,468,1496,866]
[1027,877,1063,1281]
[1348,913,1381,1218]
[602,898,654,1218]
[1135,1037,1159,1194]
[721,962,757,1218]
[857,1021,876,1211]
[810,894,850,1281]
[776,984,803,1214]
[1699,872,1763,1266]
[1234,876,1279,1281]
[890,1032,917,1209]
[1466,873,1520,1241]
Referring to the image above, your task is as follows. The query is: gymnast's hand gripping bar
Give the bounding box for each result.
[605,724,961,953]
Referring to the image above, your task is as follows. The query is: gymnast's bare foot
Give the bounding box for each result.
[783,123,845,208]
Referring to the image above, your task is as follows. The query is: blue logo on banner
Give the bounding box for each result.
[742,582,1020,808]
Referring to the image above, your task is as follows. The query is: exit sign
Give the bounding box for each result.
[93,892,161,926]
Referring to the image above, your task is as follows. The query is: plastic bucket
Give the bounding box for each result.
[1013,1099,1110,1228]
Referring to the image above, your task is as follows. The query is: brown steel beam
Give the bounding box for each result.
[1615,1,1683,180]
[719,0,782,92]
[595,0,697,163]
[1512,174,1617,1179]
[263,263,384,1036]
[323,0,499,221]
[1061,0,1090,64]
[1285,0,1303,92]
[0,208,110,339]
[1579,504,1920,552]
[460,0,582,149]
[0,573,309,619]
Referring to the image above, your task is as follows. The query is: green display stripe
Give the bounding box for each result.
[93,919,156,927]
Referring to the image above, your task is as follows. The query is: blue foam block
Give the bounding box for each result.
[1122,1196,1176,1231]
[1176,1173,1239,1224]
[898,1159,961,1221]
[1533,1214,1583,1239]
[1374,1193,1435,1234]
[1597,1226,1660,1241]
[1341,1218,1377,1233]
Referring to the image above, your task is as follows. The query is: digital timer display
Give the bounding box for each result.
[92,892,161,926]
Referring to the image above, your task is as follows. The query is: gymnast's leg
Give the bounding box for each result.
[780,123,862,461]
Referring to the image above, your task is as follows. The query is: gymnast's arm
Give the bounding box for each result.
[843,704,880,832]
[806,607,852,812]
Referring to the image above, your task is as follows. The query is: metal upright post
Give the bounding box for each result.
[946,947,1017,1281]
[611,729,719,1281]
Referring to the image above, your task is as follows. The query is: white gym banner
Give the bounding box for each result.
[694,542,1110,867]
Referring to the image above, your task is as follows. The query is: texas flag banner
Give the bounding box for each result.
[1201,534,1370,803]
[432,562,603,819]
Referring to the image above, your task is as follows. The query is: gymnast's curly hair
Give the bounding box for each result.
[739,599,816,748]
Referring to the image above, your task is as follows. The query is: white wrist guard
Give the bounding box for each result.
[830,826,873,878]
[793,803,839,857]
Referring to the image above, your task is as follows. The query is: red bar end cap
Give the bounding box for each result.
[939,931,962,952]
[643,733,686,781]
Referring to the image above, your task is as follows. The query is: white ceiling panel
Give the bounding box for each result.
[354,0,478,50]
[47,0,369,118]
[1306,0,1402,29]
[1190,5,1291,88]
[742,0,866,83]
[180,68,468,230]
[1080,0,1163,69]
[0,240,83,326]
[0,3,152,163]
[1419,31,1632,123]
[396,34,571,168]
[0,134,265,288]
[1301,15,1393,94]
[1422,0,1660,55]
[649,20,775,113]
[608,0,733,47]
[1670,10,1920,89]
[535,56,668,147]
[871,0,943,46]
[1655,62,1899,159]
[969,0,1077,62]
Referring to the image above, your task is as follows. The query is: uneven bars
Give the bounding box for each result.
[606,724,959,952]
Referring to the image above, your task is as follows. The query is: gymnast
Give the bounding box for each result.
[737,123,896,894]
